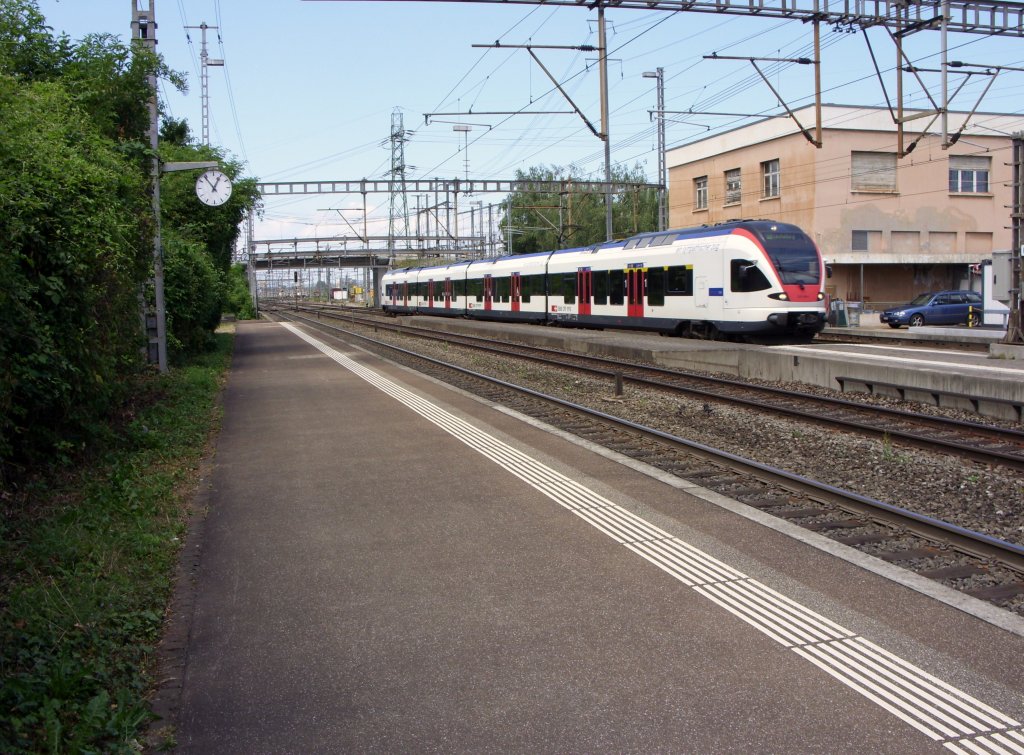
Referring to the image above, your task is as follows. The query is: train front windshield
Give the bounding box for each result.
[758,230,820,286]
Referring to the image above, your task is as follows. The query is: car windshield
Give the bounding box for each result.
[906,294,934,307]
[758,230,820,285]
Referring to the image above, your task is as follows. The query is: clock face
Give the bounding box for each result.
[195,170,232,206]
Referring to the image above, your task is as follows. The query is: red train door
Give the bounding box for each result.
[444,277,453,309]
[627,266,645,318]
[426,279,435,309]
[511,273,522,313]
[577,268,592,316]
[401,282,409,307]
[484,275,494,311]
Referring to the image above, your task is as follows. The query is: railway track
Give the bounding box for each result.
[290,304,1024,472]
[266,307,1024,620]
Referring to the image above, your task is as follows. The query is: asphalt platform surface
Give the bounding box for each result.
[161,320,1024,754]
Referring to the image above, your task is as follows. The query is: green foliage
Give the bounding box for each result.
[0,335,233,754]
[159,116,191,146]
[0,73,149,476]
[501,163,658,253]
[61,32,164,144]
[0,1,258,479]
[0,0,69,80]
[225,263,256,319]
[163,236,224,357]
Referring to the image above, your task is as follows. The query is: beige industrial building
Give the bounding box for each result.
[666,105,1024,310]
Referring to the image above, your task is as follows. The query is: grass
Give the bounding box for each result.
[0,333,233,754]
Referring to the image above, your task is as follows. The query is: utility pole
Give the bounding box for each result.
[598,6,612,241]
[643,67,666,231]
[1005,133,1023,344]
[185,22,223,145]
[132,0,167,373]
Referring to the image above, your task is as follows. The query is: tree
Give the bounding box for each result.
[0,0,68,80]
[0,74,150,472]
[499,163,658,253]
[160,116,192,146]
[0,0,255,477]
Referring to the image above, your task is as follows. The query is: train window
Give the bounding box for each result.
[647,268,666,306]
[609,269,625,306]
[636,237,653,248]
[656,234,676,246]
[455,279,466,298]
[562,274,576,304]
[548,273,562,299]
[624,238,640,250]
[525,274,543,302]
[496,276,511,303]
[468,278,484,302]
[593,270,609,305]
[667,266,693,296]
[730,259,772,292]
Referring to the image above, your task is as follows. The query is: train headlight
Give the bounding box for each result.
[767,292,789,301]
[816,292,824,300]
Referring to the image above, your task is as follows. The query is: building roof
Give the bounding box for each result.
[666,104,1024,168]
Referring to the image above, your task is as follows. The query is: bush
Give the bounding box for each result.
[224,263,256,319]
[163,236,225,358]
[0,75,148,477]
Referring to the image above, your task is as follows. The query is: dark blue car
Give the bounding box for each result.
[880,290,983,328]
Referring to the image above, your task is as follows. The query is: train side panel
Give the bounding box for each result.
[464,253,550,323]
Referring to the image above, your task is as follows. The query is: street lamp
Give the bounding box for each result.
[643,68,666,231]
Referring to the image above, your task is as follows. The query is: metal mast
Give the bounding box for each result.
[186,22,223,145]
[132,0,167,373]
[643,67,666,231]
[388,109,411,255]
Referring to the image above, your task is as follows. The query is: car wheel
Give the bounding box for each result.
[968,311,981,327]
[888,323,903,329]
[909,313,925,327]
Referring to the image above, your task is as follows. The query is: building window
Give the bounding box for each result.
[851,230,881,252]
[761,159,780,198]
[949,155,990,193]
[694,176,708,210]
[724,168,741,205]
[851,151,897,192]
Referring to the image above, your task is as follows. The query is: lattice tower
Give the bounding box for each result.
[388,109,411,251]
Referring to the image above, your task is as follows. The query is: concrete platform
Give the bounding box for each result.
[162,320,1024,753]
[404,315,1024,422]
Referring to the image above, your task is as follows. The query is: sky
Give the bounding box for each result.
[34,0,1024,255]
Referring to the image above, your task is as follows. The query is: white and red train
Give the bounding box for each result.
[380,220,829,341]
